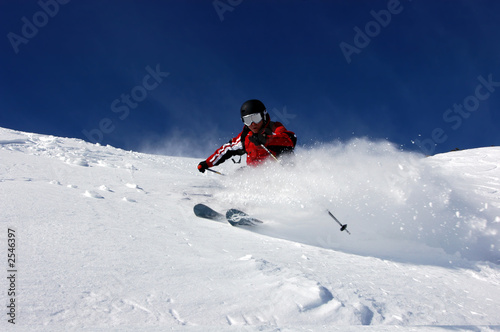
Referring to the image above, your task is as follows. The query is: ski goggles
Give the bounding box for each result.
[242,113,263,126]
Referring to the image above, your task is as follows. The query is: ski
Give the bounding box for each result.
[226,208,263,227]
[193,203,225,222]
[193,204,263,227]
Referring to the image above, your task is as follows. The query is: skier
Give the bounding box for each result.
[198,99,297,173]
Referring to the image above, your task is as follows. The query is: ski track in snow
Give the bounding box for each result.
[1,127,500,331]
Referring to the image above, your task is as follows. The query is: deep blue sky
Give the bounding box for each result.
[1,0,499,156]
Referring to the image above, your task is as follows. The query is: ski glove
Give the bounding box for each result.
[198,161,209,173]
[249,127,272,146]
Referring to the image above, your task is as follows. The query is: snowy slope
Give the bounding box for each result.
[1,127,499,331]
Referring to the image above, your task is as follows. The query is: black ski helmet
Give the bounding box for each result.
[240,99,268,122]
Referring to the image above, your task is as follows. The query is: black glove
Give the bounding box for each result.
[249,127,272,146]
[198,161,209,173]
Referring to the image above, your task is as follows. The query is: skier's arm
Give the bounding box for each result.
[266,125,297,157]
[205,133,246,168]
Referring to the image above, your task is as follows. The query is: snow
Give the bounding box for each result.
[1,126,499,331]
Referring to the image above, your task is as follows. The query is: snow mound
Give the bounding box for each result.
[216,138,500,265]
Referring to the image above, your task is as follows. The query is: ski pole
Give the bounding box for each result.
[261,145,280,163]
[327,210,351,235]
[207,168,225,176]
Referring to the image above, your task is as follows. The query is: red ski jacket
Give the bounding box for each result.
[206,121,296,167]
